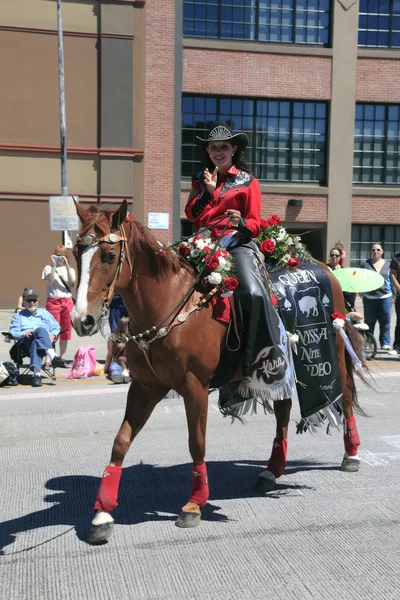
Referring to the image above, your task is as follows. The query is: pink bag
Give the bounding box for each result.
[66,345,97,379]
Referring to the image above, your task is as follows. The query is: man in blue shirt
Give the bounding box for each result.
[8,289,66,387]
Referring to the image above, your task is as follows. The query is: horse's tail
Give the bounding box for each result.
[344,321,371,417]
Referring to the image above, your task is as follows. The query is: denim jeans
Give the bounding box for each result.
[18,327,53,370]
[363,296,392,348]
[108,295,128,333]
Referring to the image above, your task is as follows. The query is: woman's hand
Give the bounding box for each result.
[204,166,218,194]
[225,209,241,227]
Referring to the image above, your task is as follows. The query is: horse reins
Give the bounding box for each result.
[76,215,231,381]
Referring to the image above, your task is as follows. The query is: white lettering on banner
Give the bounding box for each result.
[264,356,286,377]
[300,347,321,361]
[296,327,328,345]
[278,269,319,286]
[304,362,332,377]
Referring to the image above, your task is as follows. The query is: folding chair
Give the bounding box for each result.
[1,331,66,383]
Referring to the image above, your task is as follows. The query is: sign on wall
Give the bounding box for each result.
[49,196,79,231]
[148,212,169,230]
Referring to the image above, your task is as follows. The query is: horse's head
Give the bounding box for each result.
[71,200,130,336]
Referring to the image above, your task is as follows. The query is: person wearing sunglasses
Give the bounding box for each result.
[327,248,356,311]
[8,289,67,387]
[361,244,393,351]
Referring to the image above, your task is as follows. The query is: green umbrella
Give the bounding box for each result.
[332,267,384,293]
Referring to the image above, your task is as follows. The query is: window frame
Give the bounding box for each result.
[353,102,400,186]
[358,0,400,49]
[351,223,400,266]
[183,0,332,47]
[182,94,328,185]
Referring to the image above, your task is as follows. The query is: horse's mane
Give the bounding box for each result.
[80,204,181,278]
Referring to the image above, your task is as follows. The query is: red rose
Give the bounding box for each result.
[205,255,220,272]
[331,312,345,321]
[260,239,275,254]
[260,219,271,229]
[203,245,211,254]
[288,257,299,268]
[224,277,239,291]
[271,214,282,225]
[178,245,190,258]
[220,249,228,257]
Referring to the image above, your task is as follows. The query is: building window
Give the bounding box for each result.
[183,0,331,46]
[358,0,400,48]
[354,104,400,184]
[182,95,327,183]
[351,224,400,265]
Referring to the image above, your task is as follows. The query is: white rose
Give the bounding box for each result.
[287,237,293,245]
[277,229,286,242]
[195,239,206,250]
[191,248,201,258]
[207,271,222,285]
[218,257,227,268]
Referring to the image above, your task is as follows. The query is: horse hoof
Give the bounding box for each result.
[175,511,201,528]
[256,470,277,493]
[88,521,114,544]
[341,455,361,472]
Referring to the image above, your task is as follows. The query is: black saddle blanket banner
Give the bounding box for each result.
[268,261,342,419]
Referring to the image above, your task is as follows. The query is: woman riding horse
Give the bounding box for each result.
[70,183,362,544]
[186,122,294,405]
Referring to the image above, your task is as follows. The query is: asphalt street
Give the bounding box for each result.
[1,351,400,599]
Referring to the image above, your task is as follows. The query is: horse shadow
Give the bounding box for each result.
[0,458,337,553]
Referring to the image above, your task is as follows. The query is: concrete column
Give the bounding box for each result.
[326,0,359,260]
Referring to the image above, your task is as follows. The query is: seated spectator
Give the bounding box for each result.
[104,317,132,384]
[8,289,67,388]
[15,287,29,313]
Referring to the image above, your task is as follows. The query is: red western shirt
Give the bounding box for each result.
[185,166,261,240]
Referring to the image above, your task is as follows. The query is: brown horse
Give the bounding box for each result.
[71,200,362,543]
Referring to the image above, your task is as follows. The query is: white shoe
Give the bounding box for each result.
[382,345,391,351]
[388,349,399,356]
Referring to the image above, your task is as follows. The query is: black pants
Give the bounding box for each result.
[228,241,282,381]
[393,295,400,352]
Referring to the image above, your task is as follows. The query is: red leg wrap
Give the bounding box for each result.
[343,416,360,457]
[94,465,122,513]
[189,462,209,507]
[266,438,288,478]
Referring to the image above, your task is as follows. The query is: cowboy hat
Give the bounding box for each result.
[196,122,248,149]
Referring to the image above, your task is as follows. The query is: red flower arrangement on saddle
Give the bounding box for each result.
[256,214,311,269]
[172,214,310,298]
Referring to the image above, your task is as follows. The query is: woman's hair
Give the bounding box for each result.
[54,244,68,256]
[334,240,344,251]
[201,145,251,174]
[112,316,130,360]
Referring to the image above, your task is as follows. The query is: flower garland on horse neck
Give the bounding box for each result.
[173,235,239,297]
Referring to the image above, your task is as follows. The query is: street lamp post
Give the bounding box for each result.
[56,0,68,244]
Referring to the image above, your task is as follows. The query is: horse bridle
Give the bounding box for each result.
[75,226,133,321]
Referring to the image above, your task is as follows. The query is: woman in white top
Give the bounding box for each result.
[361,243,392,350]
[42,244,76,361]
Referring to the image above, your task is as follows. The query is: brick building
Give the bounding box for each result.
[0,0,399,308]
